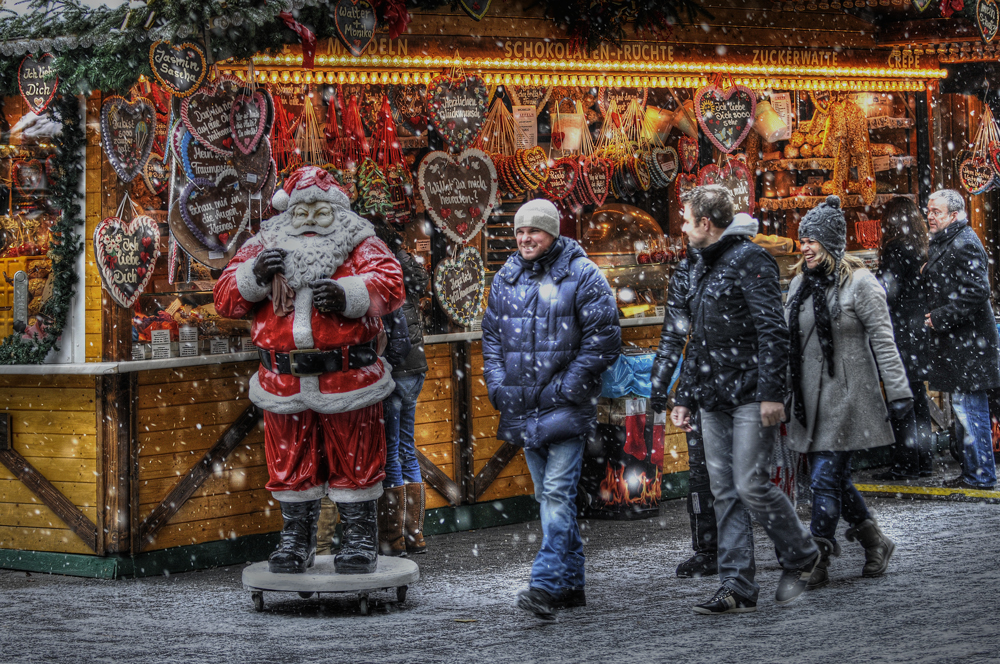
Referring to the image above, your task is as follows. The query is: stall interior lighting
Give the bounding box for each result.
[222,67,927,92]
[246,52,947,80]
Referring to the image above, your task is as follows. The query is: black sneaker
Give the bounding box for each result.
[693,586,757,615]
[676,552,718,578]
[516,587,557,621]
[553,586,586,609]
[775,550,821,605]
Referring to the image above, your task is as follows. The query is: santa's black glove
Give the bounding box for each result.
[252,248,286,286]
[311,279,347,313]
[650,395,669,414]
[887,397,914,421]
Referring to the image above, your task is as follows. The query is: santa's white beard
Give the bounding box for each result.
[258,210,374,290]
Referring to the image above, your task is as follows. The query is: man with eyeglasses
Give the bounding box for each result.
[923,189,1000,490]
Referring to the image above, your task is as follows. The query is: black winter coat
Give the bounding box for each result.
[876,239,929,380]
[393,249,429,377]
[650,254,692,403]
[675,232,789,412]
[924,219,1000,393]
[381,309,412,370]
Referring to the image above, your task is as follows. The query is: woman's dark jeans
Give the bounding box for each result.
[809,451,872,543]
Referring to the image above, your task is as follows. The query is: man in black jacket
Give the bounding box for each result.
[650,253,718,579]
[924,190,1000,490]
[670,185,818,614]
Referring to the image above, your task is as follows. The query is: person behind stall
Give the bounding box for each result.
[650,247,718,579]
[874,197,934,481]
[670,185,819,615]
[923,189,1000,490]
[371,219,431,556]
[785,196,910,589]
[482,199,620,621]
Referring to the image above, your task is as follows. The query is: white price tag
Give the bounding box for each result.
[150,329,171,345]
[209,338,230,355]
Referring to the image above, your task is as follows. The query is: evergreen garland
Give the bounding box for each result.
[0,94,84,365]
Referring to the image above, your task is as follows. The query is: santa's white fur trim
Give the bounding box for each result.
[270,188,290,211]
[271,486,326,502]
[328,484,383,503]
[235,258,271,303]
[338,276,370,319]
[249,366,396,414]
[292,288,314,349]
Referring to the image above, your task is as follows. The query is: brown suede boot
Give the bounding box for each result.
[377,485,407,557]
[404,482,427,554]
[845,519,895,578]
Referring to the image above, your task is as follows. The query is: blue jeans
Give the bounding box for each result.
[808,451,872,543]
[524,437,586,596]
[382,373,426,488]
[951,390,998,488]
[701,403,817,602]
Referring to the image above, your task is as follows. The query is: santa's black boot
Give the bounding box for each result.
[269,500,321,573]
[335,500,379,574]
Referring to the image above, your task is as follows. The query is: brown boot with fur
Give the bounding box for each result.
[377,485,407,557]
[404,482,427,554]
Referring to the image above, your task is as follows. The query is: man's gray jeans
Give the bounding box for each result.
[701,402,817,601]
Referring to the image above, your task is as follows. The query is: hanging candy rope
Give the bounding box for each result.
[372,95,415,224]
[295,95,325,167]
[338,92,370,172]
[271,93,300,174]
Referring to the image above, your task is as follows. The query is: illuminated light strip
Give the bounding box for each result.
[222,69,927,92]
[245,52,947,80]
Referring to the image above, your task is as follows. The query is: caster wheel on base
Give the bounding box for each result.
[298,592,315,599]
[396,585,408,603]
[359,594,370,616]
[252,591,264,612]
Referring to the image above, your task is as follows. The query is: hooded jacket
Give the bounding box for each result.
[674,214,789,412]
[481,236,621,450]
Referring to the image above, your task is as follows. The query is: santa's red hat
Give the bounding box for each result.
[271,165,350,212]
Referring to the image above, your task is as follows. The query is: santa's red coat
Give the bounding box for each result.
[214,234,405,415]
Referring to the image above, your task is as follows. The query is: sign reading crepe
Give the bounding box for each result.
[101,96,157,183]
[18,53,59,114]
[148,41,207,98]
[334,0,377,57]
[694,84,757,154]
[94,215,160,308]
[434,246,486,328]
[418,149,498,244]
[979,0,999,43]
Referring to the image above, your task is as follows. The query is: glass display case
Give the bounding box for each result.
[580,204,679,319]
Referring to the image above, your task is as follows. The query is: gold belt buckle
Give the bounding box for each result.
[288,348,322,377]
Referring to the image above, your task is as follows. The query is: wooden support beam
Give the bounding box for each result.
[98,373,134,555]
[0,448,98,553]
[473,441,522,500]
[451,341,475,504]
[416,449,461,507]
[136,404,261,553]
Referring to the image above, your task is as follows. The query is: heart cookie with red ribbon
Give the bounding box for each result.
[93,214,160,308]
[582,157,614,207]
[418,149,498,244]
[181,77,241,155]
[101,95,157,183]
[230,90,267,155]
[12,159,46,195]
[697,159,755,214]
[179,170,249,252]
[694,84,757,154]
[541,157,580,201]
[434,246,486,327]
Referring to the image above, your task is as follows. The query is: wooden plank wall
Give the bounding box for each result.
[136,362,280,551]
[416,343,456,509]
[0,375,97,554]
[84,93,103,362]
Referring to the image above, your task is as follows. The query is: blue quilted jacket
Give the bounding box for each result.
[481,237,621,450]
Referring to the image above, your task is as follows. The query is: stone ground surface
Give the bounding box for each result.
[1,491,999,664]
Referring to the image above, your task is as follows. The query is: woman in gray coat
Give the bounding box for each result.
[785,196,913,589]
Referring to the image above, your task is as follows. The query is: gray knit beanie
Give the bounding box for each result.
[514,199,561,238]
[798,195,846,317]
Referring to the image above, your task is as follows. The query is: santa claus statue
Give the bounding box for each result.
[214,165,405,575]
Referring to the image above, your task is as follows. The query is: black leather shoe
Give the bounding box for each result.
[516,587,557,620]
[676,552,719,578]
[269,500,321,574]
[553,586,586,609]
[693,586,757,614]
[335,500,379,574]
[775,550,821,605]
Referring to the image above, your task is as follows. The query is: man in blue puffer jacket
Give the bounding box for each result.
[482,198,621,621]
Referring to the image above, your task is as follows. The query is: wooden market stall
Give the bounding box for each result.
[0,1,950,577]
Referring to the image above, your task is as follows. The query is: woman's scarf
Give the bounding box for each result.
[788,266,837,427]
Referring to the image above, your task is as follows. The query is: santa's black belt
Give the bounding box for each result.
[258,341,378,377]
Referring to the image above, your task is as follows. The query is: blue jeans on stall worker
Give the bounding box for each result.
[808,451,872,542]
[382,373,426,488]
[524,436,586,596]
[951,390,998,489]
